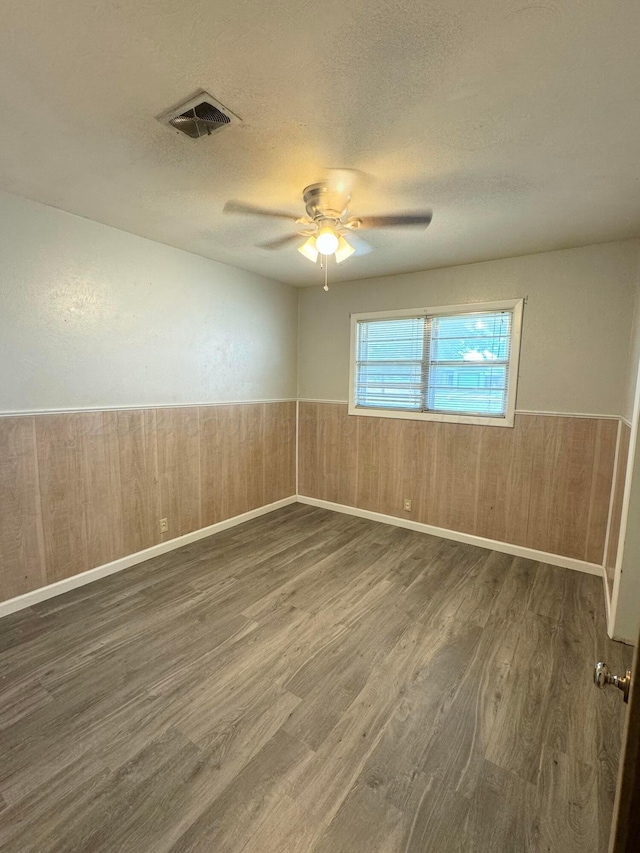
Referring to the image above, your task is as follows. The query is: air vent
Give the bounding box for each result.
[158,91,239,139]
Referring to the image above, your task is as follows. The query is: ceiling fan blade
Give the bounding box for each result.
[347,211,433,229]
[344,232,373,256]
[256,233,303,250]
[322,167,371,196]
[224,200,300,221]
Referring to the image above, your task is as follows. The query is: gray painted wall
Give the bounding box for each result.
[0,191,298,413]
[298,241,640,417]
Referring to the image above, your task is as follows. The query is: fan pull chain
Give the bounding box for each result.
[324,260,329,292]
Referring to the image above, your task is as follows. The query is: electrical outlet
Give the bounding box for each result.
[403,499,412,512]
[160,517,169,533]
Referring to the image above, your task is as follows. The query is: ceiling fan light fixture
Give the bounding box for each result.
[315,227,339,255]
[335,235,355,263]
[298,236,319,263]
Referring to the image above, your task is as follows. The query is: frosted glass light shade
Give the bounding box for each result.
[335,235,355,263]
[298,236,319,263]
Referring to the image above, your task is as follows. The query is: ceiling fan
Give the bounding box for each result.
[223,173,433,266]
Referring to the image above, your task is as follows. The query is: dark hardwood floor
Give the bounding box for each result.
[0,504,632,852]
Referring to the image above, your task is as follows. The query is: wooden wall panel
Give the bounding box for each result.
[116,409,159,555]
[156,407,201,540]
[299,404,619,565]
[299,402,357,506]
[36,412,125,583]
[200,402,294,526]
[475,415,534,547]
[356,417,405,515]
[0,417,45,600]
[527,416,599,560]
[198,405,223,527]
[585,419,620,565]
[200,403,265,523]
[83,411,125,570]
[406,419,438,528]
[431,423,482,535]
[35,414,86,582]
[228,403,265,518]
[606,422,631,585]
[318,403,358,506]
[263,402,296,505]
[524,415,561,555]
[298,402,320,500]
[0,399,619,603]
[1,401,295,603]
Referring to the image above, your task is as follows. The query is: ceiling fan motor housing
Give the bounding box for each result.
[303,183,350,221]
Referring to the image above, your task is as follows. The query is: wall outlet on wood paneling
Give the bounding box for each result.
[159,518,169,534]
[403,499,412,512]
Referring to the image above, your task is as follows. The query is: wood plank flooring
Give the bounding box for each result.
[0,504,632,852]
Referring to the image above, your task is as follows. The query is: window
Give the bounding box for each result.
[349,299,523,427]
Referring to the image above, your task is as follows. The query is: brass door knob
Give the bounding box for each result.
[594,661,631,703]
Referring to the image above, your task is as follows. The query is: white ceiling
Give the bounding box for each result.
[1,0,639,286]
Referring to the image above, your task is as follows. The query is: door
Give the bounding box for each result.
[602,631,640,851]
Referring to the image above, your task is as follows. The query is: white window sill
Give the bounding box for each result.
[347,404,515,428]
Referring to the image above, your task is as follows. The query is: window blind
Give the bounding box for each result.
[355,309,513,417]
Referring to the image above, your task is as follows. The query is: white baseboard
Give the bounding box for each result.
[0,496,297,619]
[297,495,603,576]
[0,491,605,621]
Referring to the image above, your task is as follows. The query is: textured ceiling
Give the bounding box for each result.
[1,0,639,286]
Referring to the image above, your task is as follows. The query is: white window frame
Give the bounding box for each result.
[348,298,524,428]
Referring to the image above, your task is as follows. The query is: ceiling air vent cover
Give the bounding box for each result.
[159,92,239,139]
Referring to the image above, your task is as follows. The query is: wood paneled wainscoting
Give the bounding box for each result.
[0,402,296,604]
[298,402,619,567]
[605,421,632,591]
